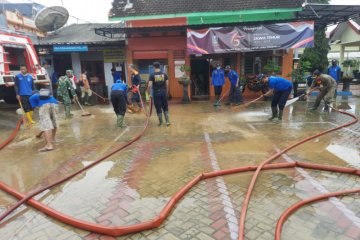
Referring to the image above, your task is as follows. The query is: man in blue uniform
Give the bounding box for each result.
[29,91,58,152]
[258,74,293,121]
[147,62,170,126]
[111,68,122,83]
[225,65,243,106]
[212,64,225,106]
[111,79,128,128]
[328,59,341,98]
[14,64,36,124]
[328,60,341,83]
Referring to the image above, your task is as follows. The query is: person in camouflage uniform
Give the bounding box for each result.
[57,76,77,118]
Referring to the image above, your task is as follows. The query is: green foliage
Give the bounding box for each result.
[342,59,357,67]
[263,60,281,74]
[180,65,191,73]
[289,60,312,83]
[301,28,330,72]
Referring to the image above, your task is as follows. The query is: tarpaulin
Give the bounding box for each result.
[187,21,314,54]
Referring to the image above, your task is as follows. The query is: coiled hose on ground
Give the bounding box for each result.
[0,100,358,239]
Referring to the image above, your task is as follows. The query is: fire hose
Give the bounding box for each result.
[0,99,359,239]
[0,119,22,151]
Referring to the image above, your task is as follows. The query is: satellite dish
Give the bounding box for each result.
[35,6,69,32]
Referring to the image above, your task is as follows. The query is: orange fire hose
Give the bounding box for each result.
[0,119,22,150]
[0,97,153,223]
[0,97,359,239]
[237,106,358,240]
[0,162,359,237]
[275,188,360,240]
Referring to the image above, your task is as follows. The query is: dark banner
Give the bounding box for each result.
[187,21,314,54]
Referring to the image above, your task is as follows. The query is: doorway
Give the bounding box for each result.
[53,54,72,77]
[190,58,210,99]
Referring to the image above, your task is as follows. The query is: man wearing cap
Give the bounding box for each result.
[58,76,77,118]
[259,74,293,121]
[307,70,337,111]
[211,64,225,106]
[225,65,243,106]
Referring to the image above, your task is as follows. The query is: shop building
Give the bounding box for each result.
[98,0,304,99]
[35,23,125,98]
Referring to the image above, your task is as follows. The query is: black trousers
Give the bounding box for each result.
[20,95,32,112]
[271,87,292,110]
[228,84,243,103]
[111,90,126,116]
[214,86,223,96]
[153,89,168,114]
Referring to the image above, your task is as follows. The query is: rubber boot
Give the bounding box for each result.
[84,95,91,106]
[164,111,171,126]
[213,95,218,106]
[29,111,36,124]
[278,109,284,121]
[157,113,163,126]
[65,106,73,119]
[324,103,330,111]
[26,112,36,124]
[268,107,278,121]
[117,115,125,128]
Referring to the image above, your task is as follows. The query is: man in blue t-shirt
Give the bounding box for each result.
[258,74,293,121]
[29,92,58,152]
[14,64,36,124]
[328,59,341,98]
[211,64,225,106]
[111,80,128,128]
[225,65,243,106]
[328,60,341,83]
[111,68,122,83]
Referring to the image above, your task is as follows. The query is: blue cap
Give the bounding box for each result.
[116,79,121,83]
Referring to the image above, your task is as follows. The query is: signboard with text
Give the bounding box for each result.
[53,45,88,52]
[103,49,125,63]
[187,21,314,54]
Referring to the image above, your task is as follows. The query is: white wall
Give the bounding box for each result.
[71,53,82,78]
[104,62,113,98]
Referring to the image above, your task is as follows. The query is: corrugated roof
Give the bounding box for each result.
[37,23,124,45]
[109,0,303,19]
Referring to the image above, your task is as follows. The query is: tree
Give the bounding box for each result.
[300,0,330,72]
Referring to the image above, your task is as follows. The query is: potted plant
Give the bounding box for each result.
[263,60,281,75]
[178,64,191,103]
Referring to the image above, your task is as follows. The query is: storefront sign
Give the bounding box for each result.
[187,21,314,54]
[103,49,125,63]
[53,45,88,52]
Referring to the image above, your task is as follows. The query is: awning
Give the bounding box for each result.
[95,4,360,38]
[297,4,360,28]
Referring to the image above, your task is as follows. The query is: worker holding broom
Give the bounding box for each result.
[57,76,77,119]
[14,64,36,124]
[127,64,142,113]
[111,79,128,128]
[308,70,337,111]
[258,74,293,121]
[78,74,92,106]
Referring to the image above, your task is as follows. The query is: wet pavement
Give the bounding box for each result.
[0,96,360,240]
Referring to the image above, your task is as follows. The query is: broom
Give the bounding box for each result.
[75,98,92,117]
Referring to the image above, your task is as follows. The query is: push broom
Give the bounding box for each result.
[75,98,92,117]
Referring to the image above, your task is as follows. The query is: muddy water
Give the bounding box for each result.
[0,98,359,239]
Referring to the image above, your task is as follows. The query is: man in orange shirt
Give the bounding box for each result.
[78,73,92,106]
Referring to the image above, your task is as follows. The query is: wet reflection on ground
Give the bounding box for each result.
[0,96,360,240]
